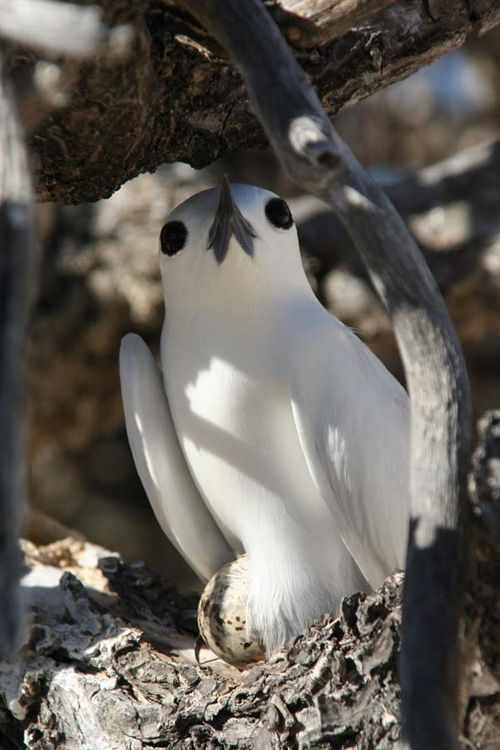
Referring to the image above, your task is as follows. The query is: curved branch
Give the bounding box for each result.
[296,139,500,291]
[178,1,472,747]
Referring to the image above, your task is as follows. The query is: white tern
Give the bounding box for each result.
[120,179,410,654]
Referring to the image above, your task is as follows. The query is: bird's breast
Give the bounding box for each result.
[161,327,329,548]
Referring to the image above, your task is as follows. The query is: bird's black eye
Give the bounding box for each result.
[265,198,294,230]
[160,221,187,257]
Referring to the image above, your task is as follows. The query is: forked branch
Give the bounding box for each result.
[178,1,472,747]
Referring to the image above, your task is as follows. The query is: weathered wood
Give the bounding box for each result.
[269,0,398,46]
[0,451,497,750]
[2,0,498,203]
[0,538,408,749]
[177,1,472,748]
[0,58,34,658]
[465,411,500,749]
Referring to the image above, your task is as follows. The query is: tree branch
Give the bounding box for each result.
[178,1,472,748]
[0,56,34,657]
[262,0,399,46]
[0,0,132,664]
[4,0,498,203]
[295,139,500,292]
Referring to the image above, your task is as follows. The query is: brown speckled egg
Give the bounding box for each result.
[198,555,265,669]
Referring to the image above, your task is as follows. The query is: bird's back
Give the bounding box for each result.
[282,299,410,585]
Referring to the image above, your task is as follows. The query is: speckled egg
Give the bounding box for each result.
[198,555,265,669]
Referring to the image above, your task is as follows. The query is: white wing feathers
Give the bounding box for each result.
[289,319,410,589]
[119,333,234,582]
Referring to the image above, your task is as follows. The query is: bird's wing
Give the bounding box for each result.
[288,316,410,588]
[119,333,234,582]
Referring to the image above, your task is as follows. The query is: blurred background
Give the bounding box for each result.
[26,26,500,590]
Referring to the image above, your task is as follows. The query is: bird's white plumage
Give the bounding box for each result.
[120,182,410,654]
[119,333,234,582]
[287,310,409,587]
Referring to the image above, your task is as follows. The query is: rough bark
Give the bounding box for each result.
[2,0,499,203]
[0,538,408,750]
[0,409,498,749]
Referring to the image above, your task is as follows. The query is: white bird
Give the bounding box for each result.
[120,179,410,654]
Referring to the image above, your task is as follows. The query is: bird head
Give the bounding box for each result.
[158,179,307,311]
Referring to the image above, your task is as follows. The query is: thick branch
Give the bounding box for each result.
[4,0,499,203]
[179,1,472,748]
[0,59,34,656]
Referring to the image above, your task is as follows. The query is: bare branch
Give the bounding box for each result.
[178,1,472,747]
[0,57,35,657]
[296,139,500,291]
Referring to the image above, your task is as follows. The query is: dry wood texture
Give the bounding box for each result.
[2,0,498,203]
[0,540,412,749]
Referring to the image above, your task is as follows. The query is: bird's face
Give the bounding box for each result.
[159,181,307,312]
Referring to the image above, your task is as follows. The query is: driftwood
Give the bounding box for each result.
[1,0,498,203]
[0,410,498,749]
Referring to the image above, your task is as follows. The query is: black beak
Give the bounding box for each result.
[207,176,257,263]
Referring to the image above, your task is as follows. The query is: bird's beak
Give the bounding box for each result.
[208,176,257,264]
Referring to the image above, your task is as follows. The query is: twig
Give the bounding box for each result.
[178,1,472,747]
[0,55,35,656]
